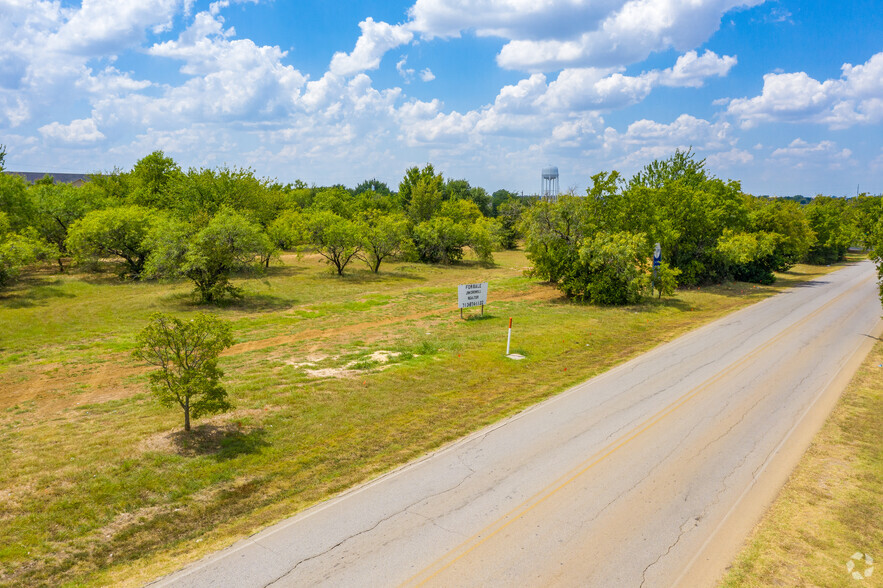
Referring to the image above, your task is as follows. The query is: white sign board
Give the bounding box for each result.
[458,282,488,309]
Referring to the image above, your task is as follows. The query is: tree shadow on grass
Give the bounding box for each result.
[157,288,296,313]
[168,424,270,461]
[0,282,75,308]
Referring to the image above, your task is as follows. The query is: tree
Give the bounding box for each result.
[560,231,651,304]
[129,151,182,208]
[0,172,35,231]
[407,174,445,223]
[412,216,469,264]
[299,209,364,275]
[0,143,6,170]
[353,178,391,196]
[359,211,409,273]
[521,195,596,283]
[491,189,517,216]
[66,205,158,277]
[133,313,234,432]
[0,212,56,288]
[399,164,442,210]
[28,182,101,271]
[171,166,270,224]
[146,209,271,303]
[804,196,854,264]
[747,198,815,271]
[495,199,525,249]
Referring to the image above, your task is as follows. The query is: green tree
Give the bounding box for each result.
[850,194,883,250]
[171,166,270,225]
[359,211,409,273]
[521,195,595,283]
[715,229,779,284]
[0,143,6,170]
[748,198,815,271]
[0,212,56,287]
[299,210,364,275]
[129,151,182,208]
[27,182,101,271]
[562,231,651,304]
[496,199,526,249]
[412,217,469,264]
[311,186,354,218]
[0,172,34,231]
[146,209,271,303]
[66,205,158,277]
[399,164,442,210]
[353,178,391,196]
[491,189,517,216]
[407,174,445,223]
[804,196,854,264]
[133,313,234,432]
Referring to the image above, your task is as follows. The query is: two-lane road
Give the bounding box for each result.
[153,260,882,587]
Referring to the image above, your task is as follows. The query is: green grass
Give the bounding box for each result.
[0,251,849,587]
[720,338,883,588]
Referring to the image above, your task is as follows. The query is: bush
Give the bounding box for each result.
[560,231,651,305]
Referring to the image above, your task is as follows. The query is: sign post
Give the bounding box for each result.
[458,282,488,319]
[506,317,512,355]
[652,243,661,294]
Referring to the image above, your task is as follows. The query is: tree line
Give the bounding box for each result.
[522,150,883,304]
[1,146,882,306]
[0,149,526,302]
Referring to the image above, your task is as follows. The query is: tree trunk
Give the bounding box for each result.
[184,398,191,431]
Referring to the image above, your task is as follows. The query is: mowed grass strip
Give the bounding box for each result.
[0,250,845,587]
[720,338,883,587]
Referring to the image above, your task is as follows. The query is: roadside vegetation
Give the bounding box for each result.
[1,144,882,585]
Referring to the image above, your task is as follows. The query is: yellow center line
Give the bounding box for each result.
[403,273,873,586]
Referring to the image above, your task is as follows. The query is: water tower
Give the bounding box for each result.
[541,166,559,200]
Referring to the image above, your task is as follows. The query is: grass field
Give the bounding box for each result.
[0,249,848,586]
[720,338,883,587]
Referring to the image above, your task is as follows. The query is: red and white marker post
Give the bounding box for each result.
[506,317,512,355]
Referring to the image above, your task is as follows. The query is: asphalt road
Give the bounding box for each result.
[152,261,883,588]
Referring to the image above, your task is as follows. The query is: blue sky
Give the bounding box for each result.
[2,0,882,196]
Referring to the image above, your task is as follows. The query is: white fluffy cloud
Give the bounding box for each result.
[47,0,187,56]
[409,0,761,71]
[727,52,883,129]
[770,138,852,168]
[330,18,413,77]
[658,50,737,87]
[527,51,736,111]
[39,118,106,143]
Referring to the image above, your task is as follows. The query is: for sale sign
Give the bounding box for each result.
[458,282,488,309]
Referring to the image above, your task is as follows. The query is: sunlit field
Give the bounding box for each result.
[0,250,847,586]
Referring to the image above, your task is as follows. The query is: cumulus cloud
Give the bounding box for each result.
[771,138,852,167]
[396,56,415,82]
[420,68,436,82]
[706,148,753,168]
[658,50,737,87]
[47,0,187,56]
[329,18,413,77]
[143,9,307,122]
[39,118,106,143]
[529,51,736,111]
[409,0,761,72]
[727,52,883,129]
